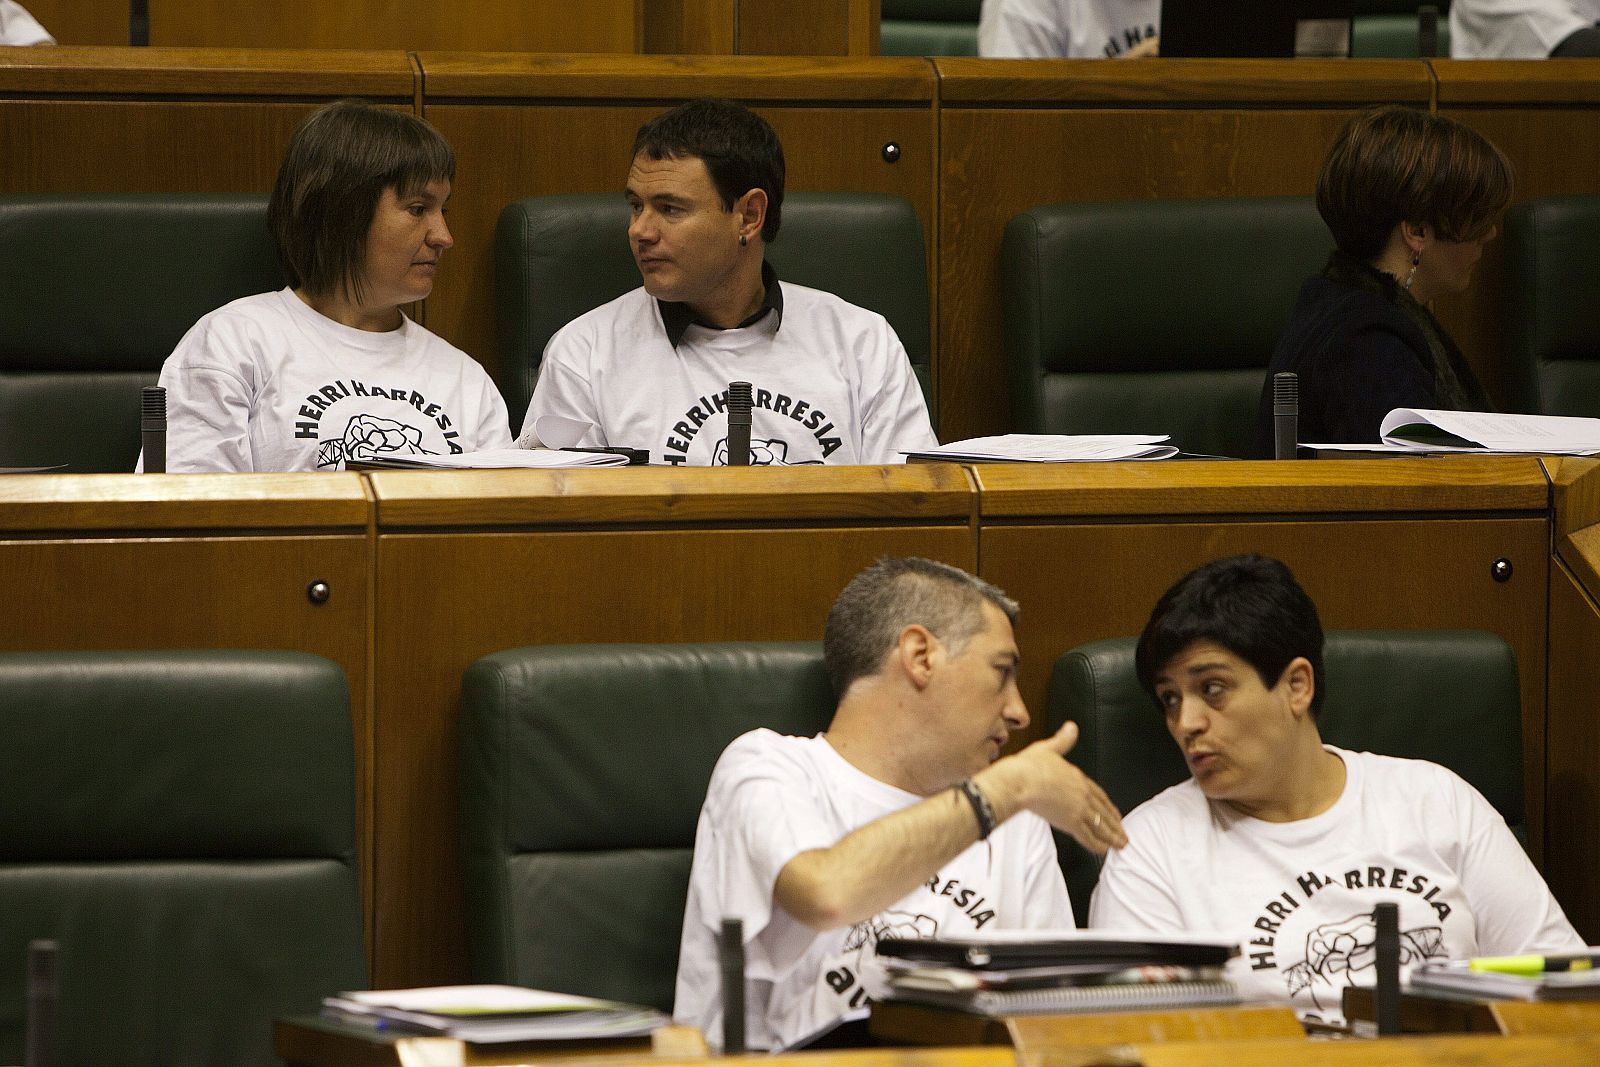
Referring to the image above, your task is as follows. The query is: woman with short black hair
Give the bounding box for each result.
[151,99,511,471]
[1252,107,1512,453]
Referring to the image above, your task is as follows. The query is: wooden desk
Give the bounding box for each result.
[365,463,976,986]
[275,1017,707,1067]
[1342,985,1600,1036]
[1026,1033,1600,1067]
[870,1000,1303,1049]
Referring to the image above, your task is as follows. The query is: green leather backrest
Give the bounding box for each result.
[0,650,366,1067]
[1045,630,1522,924]
[1350,12,1452,56]
[459,642,835,1012]
[880,0,982,55]
[495,192,933,432]
[1002,196,1328,457]
[0,195,284,472]
[1505,195,1600,417]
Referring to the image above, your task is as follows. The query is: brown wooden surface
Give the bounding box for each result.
[1078,1034,1600,1067]
[365,463,973,527]
[1546,561,1600,944]
[1544,457,1600,539]
[979,514,1551,869]
[931,59,1431,441]
[145,1,641,53]
[369,471,976,985]
[969,457,1549,519]
[0,48,413,198]
[10,0,126,45]
[0,475,377,967]
[870,1000,1303,1048]
[417,55,937,407]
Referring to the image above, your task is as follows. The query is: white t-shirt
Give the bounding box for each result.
[521,284,937,466]
[0,1,51,45]
[674,729,1074,1051]
[979,0,1161,58]
[1451,0,1599,57]
[152,288,512,472]
[1089,747,1581,1026]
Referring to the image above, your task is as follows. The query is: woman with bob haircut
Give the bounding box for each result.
[1252,106,1512,454]
[150,99,511,472]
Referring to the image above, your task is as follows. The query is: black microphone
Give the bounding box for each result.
[719,918,745,1054]
[1272,372,1298,460]
[1418,5,1439,58]
[726,381,752,467]
[26,939,58,1067]
[1373,902,1401,1036]
[141,386,167,474]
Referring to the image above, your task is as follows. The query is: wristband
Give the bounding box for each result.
[957,778,996,840]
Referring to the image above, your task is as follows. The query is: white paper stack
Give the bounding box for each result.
[904,434,1178,463]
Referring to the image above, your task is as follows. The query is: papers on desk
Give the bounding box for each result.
[322,984,668,1042]
[1408,959,1600,1001]
[355,448,629,470]
[904,434,1178,463]
[1376,409,1600,455]
[875,930,1240,1016]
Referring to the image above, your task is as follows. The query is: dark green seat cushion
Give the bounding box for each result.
[495,193,933,432]
[0,650,366,1067]
[459,642,835,1012]
[1002,196,1328,457]
[1505,195,1600,417]
[1045,630,1521,924]
[0,195,283,471]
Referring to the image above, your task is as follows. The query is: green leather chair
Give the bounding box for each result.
[1001,197,1328,457]
[1350,1,1450,57]
[0,650,366,1067]
[0,195,284,472]
[1045,630,1522,924]
[880,0,981,56]
[458,642,835,1012]
[1504,195,1600,417]
[495,192,934,432]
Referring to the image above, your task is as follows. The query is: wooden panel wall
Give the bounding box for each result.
[0,48,414,195]
[365,465,977,987]
[12,0,127,44]
[930,58,1434,442]
[644,0,879,55]
[415,54,938,426]
[1430,61,1600,411]
[146,1,640,53]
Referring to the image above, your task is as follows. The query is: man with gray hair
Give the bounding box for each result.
[674,557,1127,1050]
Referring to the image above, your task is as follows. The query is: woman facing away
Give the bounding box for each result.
[1252,106,1512,455]
[148,99,512,472]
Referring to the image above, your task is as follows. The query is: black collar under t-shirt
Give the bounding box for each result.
[657,261,785,348]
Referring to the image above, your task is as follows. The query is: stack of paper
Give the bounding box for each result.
[321,984,667,1042]
[875,930,1240,1016]
[1375,409,1600,456]
[354,448,630,470]
[904,435,1178,463]
[1408,958,1600,1002]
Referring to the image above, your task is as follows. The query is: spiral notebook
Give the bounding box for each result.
[884,979,1241,1016]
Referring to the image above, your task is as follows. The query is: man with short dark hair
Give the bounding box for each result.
[1090,554,1580,1026]
[519,99,937,466]
[674,557,1126,1049]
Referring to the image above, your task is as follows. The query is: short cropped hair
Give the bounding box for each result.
[268,99,455,304]
[1317,105,1513,261]
[823,557,1019,699]
[1135,555,1326,717]
[631,98,785,243]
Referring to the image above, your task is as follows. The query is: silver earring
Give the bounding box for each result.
[1404,251,1420,291]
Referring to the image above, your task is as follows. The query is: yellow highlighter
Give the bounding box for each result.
[1470,953,1600,975]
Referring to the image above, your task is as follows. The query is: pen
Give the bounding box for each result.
[1469,952,1600,975]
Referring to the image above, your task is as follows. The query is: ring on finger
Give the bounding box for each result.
[1092,812,1102,831]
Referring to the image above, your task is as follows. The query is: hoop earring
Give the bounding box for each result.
[739,234,748,248]
[1403,250,1420,291]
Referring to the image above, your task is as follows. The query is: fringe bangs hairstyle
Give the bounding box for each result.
[268,100,455,304]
